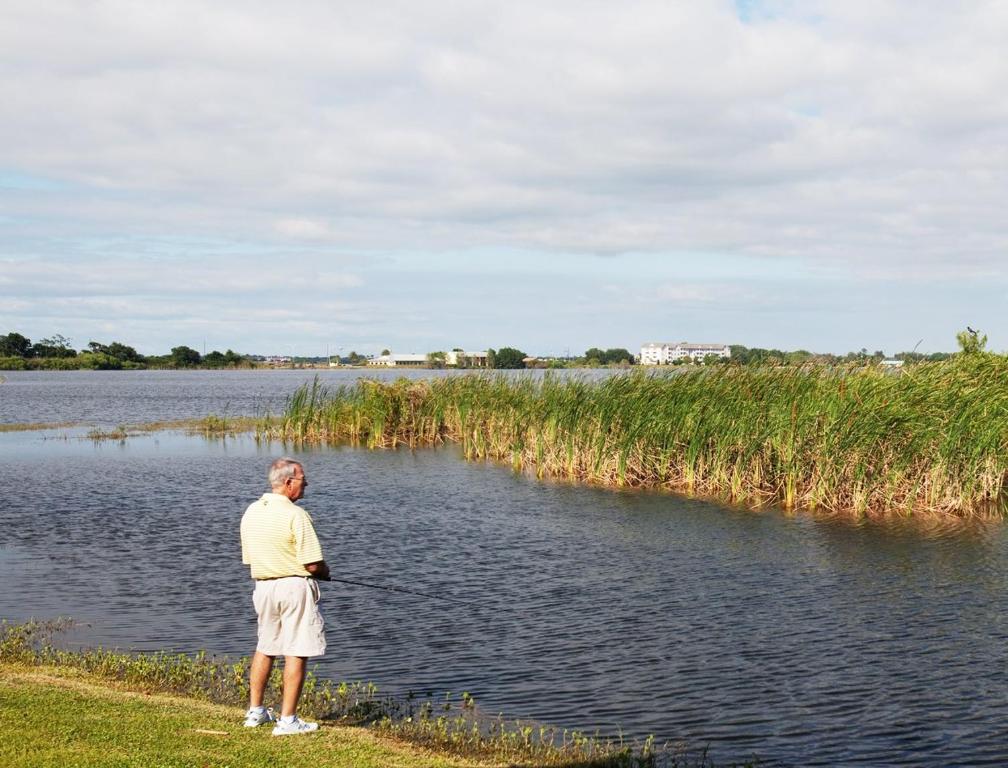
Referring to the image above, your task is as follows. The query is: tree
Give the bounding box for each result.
[170,345,202,367]
[584,347,605,364]
[486,348,497,368]
[90,340,143,363]
[604,348,634,365]
[32,334,76,358]
[381,348,391,356]
[426,351,446,368]
[729,344,751,363]
[956,328,987,355]
[494,347,526,369]
[77,352,120,370]
[730,345,791,366]
[784,350,814,365]
[0,332,32,358]
[203,350,227,367]
[108,342,142,363]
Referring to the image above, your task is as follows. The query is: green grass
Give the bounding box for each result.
[262,356,1008,517]
[0,665,480,768]
[1,621,670,768]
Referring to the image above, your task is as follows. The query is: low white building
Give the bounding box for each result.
[263,355,293,366]
[368,353,428,367]
[445,349,489,367]
[640,342,731,365]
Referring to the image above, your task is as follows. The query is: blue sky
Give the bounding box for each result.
[2,1,1006,357]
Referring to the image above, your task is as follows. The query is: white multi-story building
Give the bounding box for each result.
[640,342,670,365]
[639,342,731,365]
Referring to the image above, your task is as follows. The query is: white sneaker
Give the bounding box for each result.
[243,707,276,728]
[272,715,319,736]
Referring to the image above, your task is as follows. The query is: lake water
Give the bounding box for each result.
[1,370,1007,766]
[0,368,468,426]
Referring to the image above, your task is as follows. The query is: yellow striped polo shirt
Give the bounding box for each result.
[240,493,324,579]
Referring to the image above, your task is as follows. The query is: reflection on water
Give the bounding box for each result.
[1,429,1007,766]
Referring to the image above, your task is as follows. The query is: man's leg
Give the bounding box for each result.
[249,651,275,708]
[280,656,307,717]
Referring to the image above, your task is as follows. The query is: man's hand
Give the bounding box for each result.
[304,560,331,581]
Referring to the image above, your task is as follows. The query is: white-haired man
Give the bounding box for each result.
[240,457,330,735]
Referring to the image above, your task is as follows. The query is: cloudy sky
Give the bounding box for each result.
[2,0,1006,357]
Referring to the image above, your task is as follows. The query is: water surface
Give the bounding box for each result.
[1,372,1007,766]
[0,368,612,427]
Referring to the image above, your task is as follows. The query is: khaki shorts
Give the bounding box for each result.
[252,577,326,657]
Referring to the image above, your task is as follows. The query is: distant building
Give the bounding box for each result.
[368,353,427,367]
[263,355,293,366]
[445,349,489,367]
[639,343,669,365]
[639,342,731,365]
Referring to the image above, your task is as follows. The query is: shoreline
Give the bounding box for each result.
[0,621,678,768]
[0,664,487,768]
[4,392,1007,520]
[262,363,1008,518]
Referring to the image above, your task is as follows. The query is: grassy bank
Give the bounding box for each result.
[0,665,482,768]
[1,621,677,768]
[262,357,1008,516]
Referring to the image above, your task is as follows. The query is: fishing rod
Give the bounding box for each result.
[319,575,472,606]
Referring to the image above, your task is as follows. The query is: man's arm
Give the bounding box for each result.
[304,560,330,581]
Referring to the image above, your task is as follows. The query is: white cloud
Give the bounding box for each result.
[274,218,335,240]
[0,255,362,298]
[2,1,1007,352]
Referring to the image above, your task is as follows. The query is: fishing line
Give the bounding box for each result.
[320,575,473,606]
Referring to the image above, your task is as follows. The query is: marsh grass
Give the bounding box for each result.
[262,357,1008,517]
[1,620,688,767]
[0,421,79,432]
[86,425,131,442]
[0,414,277,438]
[135,414,276,436]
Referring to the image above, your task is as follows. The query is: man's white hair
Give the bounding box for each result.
[268,457,303,487]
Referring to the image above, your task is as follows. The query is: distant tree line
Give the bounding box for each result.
[727,344,954,366]
[0,332,253,370]
[582,347,635,366]
[423,347,530,369]
[324,345,636,369]
[2,330,973,372]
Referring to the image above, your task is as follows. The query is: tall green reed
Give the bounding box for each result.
[263,357,1008,516]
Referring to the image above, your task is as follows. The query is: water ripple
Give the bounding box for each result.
[0,431,1006,766]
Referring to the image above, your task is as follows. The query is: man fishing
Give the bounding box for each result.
[240,457,330,735]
